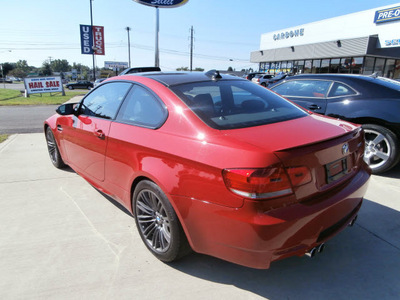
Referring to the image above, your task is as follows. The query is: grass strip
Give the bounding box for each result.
[0,89,85,106]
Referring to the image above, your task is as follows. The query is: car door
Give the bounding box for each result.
[272,79,332,114]
[59,82,132,181]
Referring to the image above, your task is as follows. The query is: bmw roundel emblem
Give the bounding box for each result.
[342,143,349,155]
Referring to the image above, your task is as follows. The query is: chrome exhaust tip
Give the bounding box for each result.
[349,215,358,227]
[305,243,325,258]
[305,247,317,258]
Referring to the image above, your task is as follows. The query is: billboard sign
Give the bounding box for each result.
[374,6,400,23]
[132,0,189,8]
[24,76,64,96]
[104,61,129,70]
[80,25,105,55]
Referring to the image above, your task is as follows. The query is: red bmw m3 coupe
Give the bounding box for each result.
[44,71,370,269]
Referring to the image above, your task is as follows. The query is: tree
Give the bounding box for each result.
[0,62,14,76]
[51,59,70,72]
[15,60,30,72]
[40,62,52,76]
[227,66,233,72]
[8,68,27,79]
[176,67,189,71]
[194,68,204,71]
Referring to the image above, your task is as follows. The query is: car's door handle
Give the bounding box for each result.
[94,129,105,139]
[308,104,321,110]
[57,125,63,132]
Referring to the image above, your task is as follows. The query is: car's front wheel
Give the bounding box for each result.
[45,127,66,169]
[363,124,400,174]
[68,86,73,90]
[133,180,190,263]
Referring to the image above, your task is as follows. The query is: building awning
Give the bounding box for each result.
[250,36,399,63]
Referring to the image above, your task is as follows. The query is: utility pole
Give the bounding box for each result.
[189,26,194,71]
[126,27,131,68]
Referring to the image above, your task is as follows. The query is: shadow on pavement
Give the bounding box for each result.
[168,199,400,300]
[376,163,400,179]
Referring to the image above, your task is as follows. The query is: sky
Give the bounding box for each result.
[1,0,399,72]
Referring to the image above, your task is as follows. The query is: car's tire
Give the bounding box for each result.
[133,180,191,263]
[68,86,73,90]
[362,124,400,174]
[45,127,66,169]
[261,82,267,87]
[87,86,91,90]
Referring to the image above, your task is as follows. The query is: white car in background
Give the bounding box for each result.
[252,74,274,86]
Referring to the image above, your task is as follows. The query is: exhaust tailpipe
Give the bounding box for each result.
[349,215,358,227]
[305,243,325,258]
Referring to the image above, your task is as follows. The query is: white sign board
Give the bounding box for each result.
[24,76,64,96]
[104,61,129,69]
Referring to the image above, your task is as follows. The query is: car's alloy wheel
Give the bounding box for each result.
[45,127,66,169]
[133,180,190,262]
[363,124,399,174]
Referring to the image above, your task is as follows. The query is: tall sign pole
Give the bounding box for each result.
[90,0,96,81]
[155,7,160,67]
[132,0,189,68]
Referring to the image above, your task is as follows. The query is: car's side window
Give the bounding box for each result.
[273,80,331,98]
[328,82,358,97]
[116,85,167,128]
[80,82,132,119]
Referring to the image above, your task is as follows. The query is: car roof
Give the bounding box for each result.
[122,71,245,87]
[283,73,377,81]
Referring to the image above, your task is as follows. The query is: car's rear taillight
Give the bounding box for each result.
[222,165,311,199]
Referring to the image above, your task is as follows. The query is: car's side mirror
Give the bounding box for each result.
[56,103,79,115]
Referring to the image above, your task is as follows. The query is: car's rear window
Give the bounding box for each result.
[170,80,308,130]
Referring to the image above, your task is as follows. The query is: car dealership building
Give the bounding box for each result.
[250,3,400,78]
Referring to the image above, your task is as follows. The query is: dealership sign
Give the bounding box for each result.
[80,25,105,55]
[273,28,305,41]
[24,76,64,96]
[132,0,189,8]
[104,61,129,70]
[374,6,400,23]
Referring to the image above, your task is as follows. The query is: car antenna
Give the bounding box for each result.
[205,69,222,81]
[370,72,379,79]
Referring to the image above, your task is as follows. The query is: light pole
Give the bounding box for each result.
[126,27,132,68]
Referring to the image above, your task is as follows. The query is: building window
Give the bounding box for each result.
[320,59,330,73]
[351,57,364,74]
[312,60,321,73]
[304,60,312,73]
[330,58,340,73]
[384,59,395,78]
[394,60,400,79]
[374,58,385,76]
[339,58,352,73]
[364,57,375,75]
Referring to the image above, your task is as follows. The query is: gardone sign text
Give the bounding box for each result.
[132,0,189,8]
[24,76,65,96]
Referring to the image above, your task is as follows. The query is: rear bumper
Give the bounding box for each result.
[173,167,370,269]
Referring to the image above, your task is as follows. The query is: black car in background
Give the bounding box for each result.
[270,74,400,174]
[65,80,93,90]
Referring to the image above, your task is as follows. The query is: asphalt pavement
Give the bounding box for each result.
[0,133,399,299]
